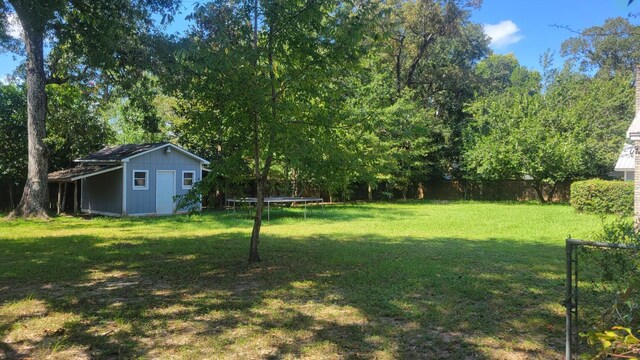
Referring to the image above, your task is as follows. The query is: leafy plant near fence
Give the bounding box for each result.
[583,326,640,359]
[581,219,640,359]
[570,180,633,216]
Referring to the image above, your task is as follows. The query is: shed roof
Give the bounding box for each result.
[615,143,635,172]
[76,142,169,162]
[75,142,210,165]
[48,165,122,183]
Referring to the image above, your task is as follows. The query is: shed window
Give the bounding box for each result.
[133,170,148,190]
[182,171,195,189]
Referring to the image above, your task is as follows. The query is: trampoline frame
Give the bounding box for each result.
[226,197,324,221]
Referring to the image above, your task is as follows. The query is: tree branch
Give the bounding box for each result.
[406,33,434,87]
[551,24,640,37]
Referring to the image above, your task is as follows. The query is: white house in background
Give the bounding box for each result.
[614,143,635,181]
[626,65,640,223]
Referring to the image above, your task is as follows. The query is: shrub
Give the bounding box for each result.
[581,219,640,358]
[570,179,633,216]
[583,326,640,358]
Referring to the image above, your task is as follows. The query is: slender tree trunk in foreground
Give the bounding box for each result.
[248,0,262,263]
[249,178,264,262]
[248,153,273,263]
[10,21,49,219]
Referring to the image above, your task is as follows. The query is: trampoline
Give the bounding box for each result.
[226,197,324,221]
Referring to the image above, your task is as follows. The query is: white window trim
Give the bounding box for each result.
[133,170,149,190]
[182,170,196,190]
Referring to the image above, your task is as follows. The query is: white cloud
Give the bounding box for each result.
[483,20,523,49]
[5,13,23,39]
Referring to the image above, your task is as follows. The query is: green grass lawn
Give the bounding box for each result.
[0,201,605,359]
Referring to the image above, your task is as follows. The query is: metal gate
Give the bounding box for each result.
[564,238,639,359]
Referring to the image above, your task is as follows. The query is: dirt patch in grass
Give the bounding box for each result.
[0,298,87,360]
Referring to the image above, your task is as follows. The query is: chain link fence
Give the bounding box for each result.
[565,238,640,359]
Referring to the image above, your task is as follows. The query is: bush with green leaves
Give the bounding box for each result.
[570,179,633,216]
[582,219,640,358]
[583,326,640,359]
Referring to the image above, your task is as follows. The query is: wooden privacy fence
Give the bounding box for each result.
[351,180,571,202]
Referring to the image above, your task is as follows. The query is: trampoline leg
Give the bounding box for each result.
[268,202,270,222]
[304,202,307,219]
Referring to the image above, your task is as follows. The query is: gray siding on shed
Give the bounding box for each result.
[125,148,202,215]
[81,168,123,215]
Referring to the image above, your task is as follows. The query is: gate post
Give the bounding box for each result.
[565,238,574,359]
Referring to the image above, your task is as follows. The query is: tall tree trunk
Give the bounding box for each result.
[406,34,434,88]
[547,183,558,203]
[248,0,262,263]
[532,182,547,203]
[248,12,278,262]
[10,23,48,219]
[395,34,405,95]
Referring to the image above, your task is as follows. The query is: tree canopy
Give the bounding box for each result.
[0,0,179,218]
[0,1,637,260]
[464,60,633,202]
[561,17,640,77]
[166,0,377,261]
[0,84,27,208]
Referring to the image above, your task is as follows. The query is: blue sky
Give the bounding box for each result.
[1,0,640,78]
[472,0,640,71]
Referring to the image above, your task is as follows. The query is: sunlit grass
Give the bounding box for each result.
[0,201,606,359]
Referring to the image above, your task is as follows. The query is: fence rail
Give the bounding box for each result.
[564,238,640,359]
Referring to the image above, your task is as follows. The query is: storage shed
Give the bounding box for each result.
[48,142,210,216]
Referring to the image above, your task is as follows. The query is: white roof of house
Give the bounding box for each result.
[628,114,640,140]
[615,143,635,171]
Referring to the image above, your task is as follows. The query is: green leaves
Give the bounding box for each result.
[570,180,633,216]
[167,0,379,202]
[464,59,633,202]
[0,84,27,185]
[581,217,640,359]
[582,326,640,359]
[45,83,113,170]
[560,17,640,77]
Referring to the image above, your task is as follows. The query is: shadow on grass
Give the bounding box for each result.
[0,230,567,359]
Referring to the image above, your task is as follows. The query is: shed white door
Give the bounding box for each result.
[156,170,175,215]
